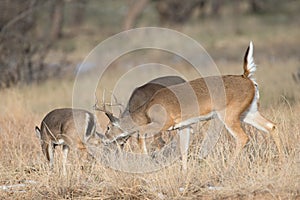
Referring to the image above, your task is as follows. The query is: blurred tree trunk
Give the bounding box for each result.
[50,0,64,41]
[211,0,222,16]
[123,0,149,30]
[249,0,262,13]
[0,0,63,88]
[232,0,242,34]
[157,0,205,24]
[123,0,209,28]
[71,0,87,27]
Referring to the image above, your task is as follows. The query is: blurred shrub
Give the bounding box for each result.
[0,0,71,88]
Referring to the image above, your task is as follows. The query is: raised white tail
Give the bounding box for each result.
[244,41,256,78]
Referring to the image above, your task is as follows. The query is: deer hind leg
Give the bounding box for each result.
[62,145,69,175]
[243,112,283,159]
[221,116,249,164]
[243,111,275,133]
[179,127,191,171]
[269,130,283,160]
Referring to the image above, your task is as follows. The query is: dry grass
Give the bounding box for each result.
[0,86,299,199]
[1,4,300,199]
[0,65,299,199]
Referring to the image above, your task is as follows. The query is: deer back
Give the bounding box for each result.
[122,76,185,117]
[39,108,96,147]
[136,75,256,130]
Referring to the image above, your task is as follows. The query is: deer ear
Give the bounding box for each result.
[105,112,119,124]
[35,126,41,140]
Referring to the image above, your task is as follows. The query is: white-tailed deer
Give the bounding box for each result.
[101,76,186,152]
[122,76,186,117]
[35,108,104,175]
[104,42,282,170]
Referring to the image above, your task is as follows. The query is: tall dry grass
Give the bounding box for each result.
[0,73,299,199]
[1,5,300,198]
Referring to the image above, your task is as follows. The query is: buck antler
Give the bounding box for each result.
[93,91,119,123]
[112,93,124,117]
[93,92,105,112]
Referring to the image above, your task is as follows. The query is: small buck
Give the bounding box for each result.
[103,42,282,170]
[100,76,186,152]
[35,108,103,174]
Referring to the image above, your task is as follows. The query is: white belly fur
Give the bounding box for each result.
[171,112,216,130]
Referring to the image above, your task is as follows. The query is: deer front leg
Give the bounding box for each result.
[47,142,55,170]
[138,133,148,154]
[179,127,191,171]
[137,121,165,154]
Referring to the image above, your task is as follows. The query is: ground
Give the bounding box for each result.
[0,1,299,199]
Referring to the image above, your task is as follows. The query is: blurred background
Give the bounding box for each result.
[0,0,299,109]
[1,1,300,198]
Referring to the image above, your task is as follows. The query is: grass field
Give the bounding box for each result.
[0,85,299,199]
[0,2,300,199]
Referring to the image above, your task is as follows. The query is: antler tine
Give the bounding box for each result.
[102,89,106,110]
[112,93,124,117]
[93,90,124,120]
[93,92,107,112]
[93,90,117,119]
